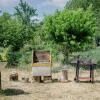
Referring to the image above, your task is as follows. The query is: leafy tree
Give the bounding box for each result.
[15,0,37,27]
[0,0,38,66]
[0,12,10,46]
[65,0,91,10]
[0,12,24,50]
[65,0,100,44]
[43,7,96,64]
[14,0,38,44]
[65,0,100,27]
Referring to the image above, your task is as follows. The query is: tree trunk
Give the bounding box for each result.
[63,45,69,64]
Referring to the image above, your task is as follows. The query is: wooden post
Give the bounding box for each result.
[37,76,42,83]
[89,60,94,83]
[0,71,1,89]
[90,64,94,83]
[62,69,68,80]
[75,59,80,82]
[92,65,94,83]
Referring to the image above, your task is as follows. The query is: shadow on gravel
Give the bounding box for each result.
[0,88,30,96]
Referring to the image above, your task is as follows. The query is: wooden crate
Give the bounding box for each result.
[32,51,52,77]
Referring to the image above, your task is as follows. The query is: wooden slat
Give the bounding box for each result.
[33,51,51,63]
[32,63,52,67]
[32,67,51,76]
[79,77,92,80]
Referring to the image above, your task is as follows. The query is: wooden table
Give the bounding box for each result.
[71,60,96,83]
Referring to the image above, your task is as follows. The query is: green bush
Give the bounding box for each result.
[6,46,21,67]
[72,47,100,68]
[0,47,9,62]
[6,51,21,67]
[18,51,32,68]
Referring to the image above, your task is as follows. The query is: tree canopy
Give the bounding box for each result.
[15,0,37,27]
[43,7,96,63]
[65,0,100,37]
[0,0,98,65]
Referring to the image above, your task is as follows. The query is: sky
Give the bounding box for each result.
[0,0,68,20]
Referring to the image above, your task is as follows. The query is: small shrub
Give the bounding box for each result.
[72,47,100,69]
[6,51,21,67]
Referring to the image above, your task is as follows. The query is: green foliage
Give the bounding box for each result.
[0,0,37,50]
[43,7,96,63]
[0,47,3,61]
[6,46,22,67]
[44,8,96,51]
[65,0,92,10]
[73,47,100,68]
[0,47,10,61]
[0,12,24,50]
[0,0,37,66]
[0,0,98,67]
[65,0,100,37]
[15,0,37,26]
[18,44,32,68]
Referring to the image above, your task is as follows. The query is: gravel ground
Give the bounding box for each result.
[0,64,100,100]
